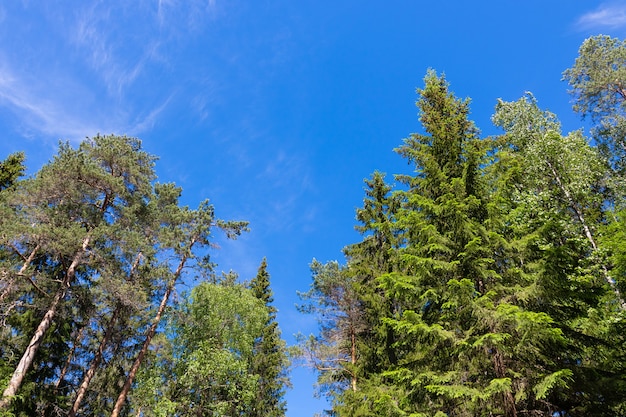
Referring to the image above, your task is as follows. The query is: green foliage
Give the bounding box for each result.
[0,135,254,416]
[248,259,290,417]
[3,33,626,417]
[133,281,267,416]
[0,153,25,192]
[297,259,363,401]
[1,135,161,414]
[563,34,626,179]
[303,64,626,417]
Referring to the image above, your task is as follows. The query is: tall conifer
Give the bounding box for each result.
[249,258,289,417]
[334,71,585,416]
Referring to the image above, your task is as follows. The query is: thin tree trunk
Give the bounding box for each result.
[350,321,357,392]
[0,244,40,305]
[110,247,192,417]
[69,305,121,417]
[615,84,626,101]
[0,236,90,409]
[69,252,142,416]
[547,162,626,308]
[55,324,86,390]
[492,348,517,417]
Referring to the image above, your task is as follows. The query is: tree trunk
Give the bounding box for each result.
[0,244,40,305]
[110,249,191,417]
[55,324,86,391]
[69,252,142,416]
[350,322,357,392]
[547,162,626,308]
[69,305,121,417]
[0,236,90,409]
[492,349,517,417]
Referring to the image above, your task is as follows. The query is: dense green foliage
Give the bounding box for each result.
[133,279,268,416]
[301,36,626,416]
[2,34,626,417]
[249,259,291,417]
[0,136,289,416]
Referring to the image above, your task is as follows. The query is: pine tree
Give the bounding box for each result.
[0,136,250,416]
[298,259,364,405]
[0,152,25,192]
[110,200,248,417]
[0,151,27,318]
[563,35,626,177]
[0,135,158,412]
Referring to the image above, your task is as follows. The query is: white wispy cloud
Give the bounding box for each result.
[0,61,171,141]
[0,66,97,140]
[156,0,219,33]
[128,94,175,135]
[0,1,223,142]
[71,3,161,98]
[576,2,626,30]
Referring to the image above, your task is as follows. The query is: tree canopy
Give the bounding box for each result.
[0,136,289,417]
[301,37,626,417]
[2,34,626,417]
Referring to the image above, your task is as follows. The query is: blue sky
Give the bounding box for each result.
[1,1,626,415]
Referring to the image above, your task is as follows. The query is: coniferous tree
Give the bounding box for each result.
[297,259,365,407]
[0,152,25,192]
[248,258,290,417]
[0,136,158,412]
[0,152,26,317]
[336,172,402,414]
[0,136,250,416]
[563,35,626,177]
[311,71,605,417]
[297,37,626,416]
[374,69,529,416]
[110,200,248,417]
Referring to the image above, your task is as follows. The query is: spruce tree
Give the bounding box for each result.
[248,258,289,417]
[375,69,514,416]
[334,71,586,416]
[336,172,402,415]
